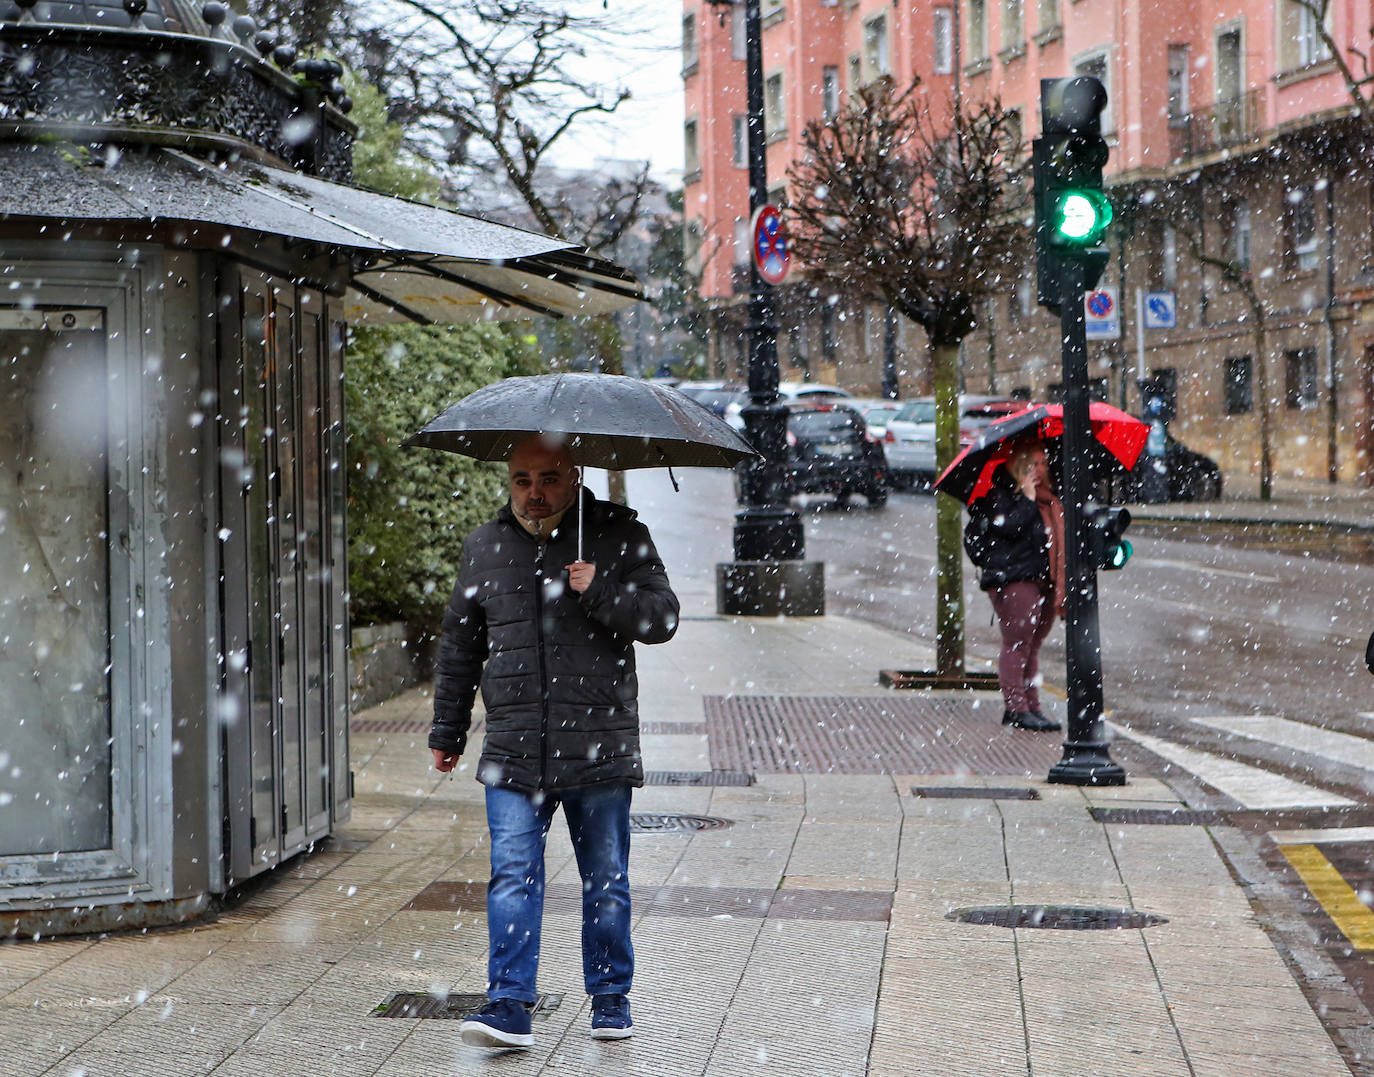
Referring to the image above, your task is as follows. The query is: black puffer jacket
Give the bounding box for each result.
[971,472,1049,591]
[428,489,679,793]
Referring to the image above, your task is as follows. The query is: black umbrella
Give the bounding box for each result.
[404,373,758,470]
[405,372,759,558]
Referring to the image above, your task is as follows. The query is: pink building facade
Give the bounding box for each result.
[683,0,1374,484]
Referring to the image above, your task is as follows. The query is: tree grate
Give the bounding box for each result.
[913,786,1040,800]
[645,770,755,787]
[630,812,733,832]
[1090,807,1225,826]
[373,991,563,1019]
[949,904,1168,930]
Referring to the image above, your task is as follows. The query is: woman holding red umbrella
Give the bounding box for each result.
[966,440,1065,732]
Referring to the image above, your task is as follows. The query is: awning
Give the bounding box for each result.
[0,143,643,323]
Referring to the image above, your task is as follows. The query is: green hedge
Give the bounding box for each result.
[345,323,541,629]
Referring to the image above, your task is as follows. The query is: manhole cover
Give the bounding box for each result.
[949,905,1168,930]
[630,813,733,832]
[913,786,1040,800]
[645,771,755,787]
[373,991,563,1019]
[1091,807,1225,826]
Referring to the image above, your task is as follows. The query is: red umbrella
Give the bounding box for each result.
[933,401,1149,503]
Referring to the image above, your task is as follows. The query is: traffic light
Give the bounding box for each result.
[1035,77,1112,312]
[1087,505,1133,570]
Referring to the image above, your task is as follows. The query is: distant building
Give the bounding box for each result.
[683,0,1374,484]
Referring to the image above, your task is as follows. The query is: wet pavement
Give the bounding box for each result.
[5,475,1374,1075]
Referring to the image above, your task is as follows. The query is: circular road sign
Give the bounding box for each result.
[752,204,790,285]
[1086,290,1115,318]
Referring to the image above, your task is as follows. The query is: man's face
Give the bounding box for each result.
[508,439,579,522]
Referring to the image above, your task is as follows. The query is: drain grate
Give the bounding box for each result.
[645,770,755,787]
[640,721,708,735]
[630,812,733,832]
[1090,807,1225,826]
[914,786,1040,800]
[373,991,563,1019]
[706,695,1064,775]
[950,905,1168,930]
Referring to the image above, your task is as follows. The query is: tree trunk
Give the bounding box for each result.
[932,339,965,677]
[1248,291,1273,500]
[591,314,629,505]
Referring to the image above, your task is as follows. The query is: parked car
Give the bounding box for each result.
[725,381,852,431]
[753,401,888,507]
[882,395,1026,489]
[847,397,903,441]
[1109,432,1223,503]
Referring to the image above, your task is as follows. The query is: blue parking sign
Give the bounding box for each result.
[1143,291,1177,329]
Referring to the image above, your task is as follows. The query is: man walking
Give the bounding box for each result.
[428,435,680,1050]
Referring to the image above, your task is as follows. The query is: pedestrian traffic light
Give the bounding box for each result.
[1087,505,1133,570]
[1035,77,1112,312]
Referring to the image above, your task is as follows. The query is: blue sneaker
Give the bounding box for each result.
[590,993,633,1040]
[460,998,534,1049]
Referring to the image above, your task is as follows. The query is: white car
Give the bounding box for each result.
[847,398,903,441]
[725,381,852,431]
[881,397,937,489]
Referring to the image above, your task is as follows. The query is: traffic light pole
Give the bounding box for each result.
[1049,253,1126,787]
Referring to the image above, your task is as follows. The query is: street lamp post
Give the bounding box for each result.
[709,0,824,616]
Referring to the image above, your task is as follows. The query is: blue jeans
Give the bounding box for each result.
[484,782,634,1003]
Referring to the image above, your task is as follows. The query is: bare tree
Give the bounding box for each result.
[789,80,1028,678]
[1287,0,1374,128]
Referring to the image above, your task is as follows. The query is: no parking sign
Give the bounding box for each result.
[751,204,791,285]
[1084,286,1121,340]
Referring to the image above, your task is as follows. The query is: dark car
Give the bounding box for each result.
[1096,432,1223,503]
[778,401,889,507]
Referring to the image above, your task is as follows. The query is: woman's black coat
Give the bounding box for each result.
[970,471,1050,591]
[428,489,680,793]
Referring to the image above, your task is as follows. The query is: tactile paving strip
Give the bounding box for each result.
[644,770,755,787]
[949,905,1168,930]
[405,881,891,921]
[707,695,1064,775]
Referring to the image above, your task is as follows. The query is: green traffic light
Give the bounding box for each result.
[1107,538,1132,570]
[1052,189,1113,245]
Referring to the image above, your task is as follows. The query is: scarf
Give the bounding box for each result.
[1035,483,1066,619]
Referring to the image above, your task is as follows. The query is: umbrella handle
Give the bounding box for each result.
[578,476,583,562]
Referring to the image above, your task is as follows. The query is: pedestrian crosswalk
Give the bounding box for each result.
[1108,722,1356,809]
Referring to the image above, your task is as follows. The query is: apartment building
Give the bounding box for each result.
[682,0,1374,484]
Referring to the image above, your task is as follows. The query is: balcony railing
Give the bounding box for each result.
[1168,90,1261,161]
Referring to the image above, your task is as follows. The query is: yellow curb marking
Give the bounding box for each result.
[1281,843,1374,950]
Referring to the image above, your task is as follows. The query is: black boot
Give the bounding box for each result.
[1030,710,1062,732]
[1007,710,1056,731]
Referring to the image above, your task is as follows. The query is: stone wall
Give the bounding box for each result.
[349,622,436,712]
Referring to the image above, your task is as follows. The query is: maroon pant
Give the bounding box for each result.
[988,580,1056,714]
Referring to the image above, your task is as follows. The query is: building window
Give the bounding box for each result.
[1222,197,1251,268]
[1224,356,1253,414]
[1036,0,1058,34]
[1167,45,1189,122]
[933,9,954,73]
[968,0,988,61]
[1014,276,1033,321]
[1285,347,1318,409]
[821,66,840,119]
[685,218,705,276]
[1074,52,1111,131]
[1287,0,1330,69]
[682,13,698,74]
[731,4,746,61]
[848,53,861,94]
[863,15,890,80]
[1287,183,1319,271]
[1001,0,1022,50]
[1162,223,1178,290]
[733,218,750,268]
[732,115,749,168]
[1152,368,1179,420]
[764,72,785,136]
[684,119,700,177]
